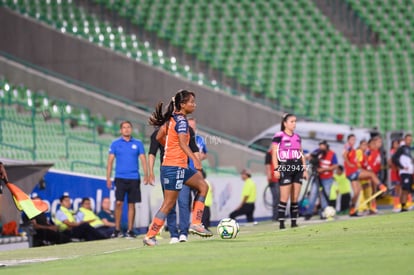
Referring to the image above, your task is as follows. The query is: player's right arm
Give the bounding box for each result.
[106,154,115,189]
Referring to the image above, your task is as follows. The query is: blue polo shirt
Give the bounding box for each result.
[109,136,145,179]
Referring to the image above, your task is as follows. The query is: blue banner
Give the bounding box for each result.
[32,171,128,226]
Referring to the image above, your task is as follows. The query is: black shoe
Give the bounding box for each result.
[291,222,298,228]
[279,223,286,230]
[111,230,123,238]
[125,230,137,239]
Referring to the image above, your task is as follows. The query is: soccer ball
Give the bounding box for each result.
[323,206,336,219]
[217,218,239,239]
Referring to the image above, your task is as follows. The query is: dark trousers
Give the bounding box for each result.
[230,203,255,222]
[269,182,280,221]
[33,229,71,247]
[340,193,351,212]
[201,206,211,229]
[64,223,106,241]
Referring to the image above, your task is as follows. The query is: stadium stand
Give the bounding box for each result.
[0,1,413,132]
[87,0,414,132]
[0,76,125,176]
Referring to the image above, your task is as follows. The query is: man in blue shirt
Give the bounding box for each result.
[106,121,149,238]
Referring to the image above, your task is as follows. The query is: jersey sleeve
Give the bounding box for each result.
[175,116,188,134]
[148,130,160,156]
[138,141,145,155]
[272,132,282,144]
[108,141,115,155]
[189,127,198,153]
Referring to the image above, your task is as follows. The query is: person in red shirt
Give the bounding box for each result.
[366,136,383,213]
[389,139,402,212]
[343,135,387,216]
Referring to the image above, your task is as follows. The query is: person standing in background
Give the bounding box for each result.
[106,121,149,238]
[272,113,308,229]
[265,147,279,221]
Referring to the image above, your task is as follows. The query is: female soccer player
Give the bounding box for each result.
[271,113,308,229]
[143,89,212,246]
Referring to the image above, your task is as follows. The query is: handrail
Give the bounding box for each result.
[0,100,37,160]
[65,135,108,167]
[70,160,106,173]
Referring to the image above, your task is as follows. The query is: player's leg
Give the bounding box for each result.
[289,182,302,227]
[183,169,212,237]
[144,190,180,245]
[113,178,125,237]
[359,169,387,192]
[350,179,361,216]
[278,172,292,229]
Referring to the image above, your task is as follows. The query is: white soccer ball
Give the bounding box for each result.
[323,206,336,219]
[217,218,240,239]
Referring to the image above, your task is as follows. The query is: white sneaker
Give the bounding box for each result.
[179,234,188,242]
[169,237,179,244]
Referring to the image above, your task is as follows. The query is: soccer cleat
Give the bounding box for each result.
[125,230,137,239]
[279,222,286,230]
[179,234,188,242]
[349,207,359,217]
[111,230,123,238]
[169,237,179,244]
[143,237,157,246]
[189,224,213,237]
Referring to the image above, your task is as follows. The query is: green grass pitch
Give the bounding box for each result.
[1,211,413,274]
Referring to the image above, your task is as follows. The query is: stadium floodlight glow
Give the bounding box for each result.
[160,58,165,65]
[65,105,72,114]
[72,26,78,33]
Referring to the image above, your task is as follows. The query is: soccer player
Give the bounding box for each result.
[106,121,149,238]
[143,89,213,246]
[272,113,308,229]
[148,124,199,243]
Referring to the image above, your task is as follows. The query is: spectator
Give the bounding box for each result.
[22,194,71,247]
[366,136,383,213]
[54,194,106,241]
[106,120,149,238]
[98,197,116,228]
[230,169,256,224]
[76,197,113,238]
[333,165,352,214]
[356,139,371,214]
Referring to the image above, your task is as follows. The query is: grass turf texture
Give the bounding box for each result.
[1,212,413,274]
